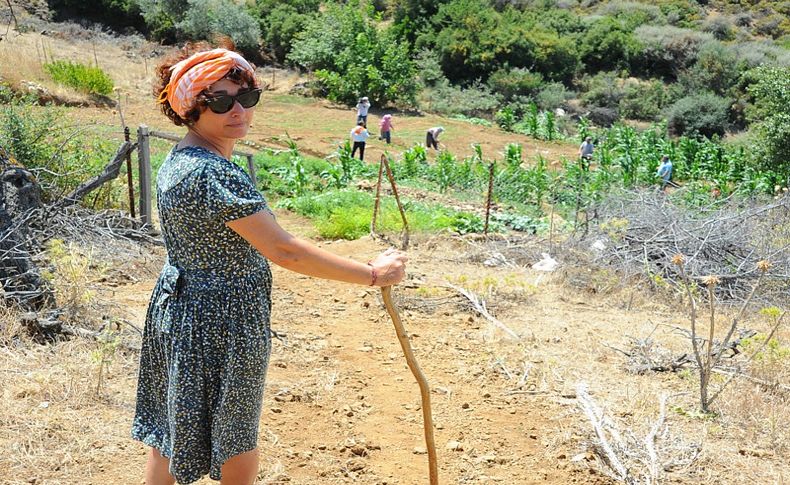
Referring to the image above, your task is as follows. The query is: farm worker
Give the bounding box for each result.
[579,136,594,171]
[426,126,444,150]
[379,114,394,144]
[134,42,407,485]
[657,155,673,190]
[350,121,370,161]
[356,96,370,125]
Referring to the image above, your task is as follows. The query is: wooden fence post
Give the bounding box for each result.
[124,126,136,219]
[484,162,495,235]
[137,125,152,226]
[246,154,256,184]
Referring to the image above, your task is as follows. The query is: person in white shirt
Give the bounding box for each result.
[426,126,444,150]
[350,121,370,161]
[356,97,370,125]
[579,136,594,171]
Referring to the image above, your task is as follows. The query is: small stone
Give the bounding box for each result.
[446,440,463,451]
[346,458,366,471]
[461,402,470,409]
[413,446,427,455]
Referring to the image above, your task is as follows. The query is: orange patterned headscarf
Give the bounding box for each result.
[158,48,255,118]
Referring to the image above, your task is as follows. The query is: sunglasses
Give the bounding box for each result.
[203,88,262,114]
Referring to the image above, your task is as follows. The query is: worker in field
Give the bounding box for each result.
[350,120,370,160]
[379,114,394,144]
[426,126,444,150]
[579,136,594,171]
[356,96,370,125]
[657,155,673,191]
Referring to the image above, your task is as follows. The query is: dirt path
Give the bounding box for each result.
[46,211,606,485]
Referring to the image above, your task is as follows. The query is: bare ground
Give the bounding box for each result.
[1,26,790,485]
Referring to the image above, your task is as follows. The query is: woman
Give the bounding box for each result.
[131,44,407,485]
[355,96,370,125]
[350,120,369,161]
[426,126,444,150]
[378,114,393,144]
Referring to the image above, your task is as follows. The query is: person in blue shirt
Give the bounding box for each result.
[657,155,673,190]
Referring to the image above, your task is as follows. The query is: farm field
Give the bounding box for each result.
[1,20,789,485]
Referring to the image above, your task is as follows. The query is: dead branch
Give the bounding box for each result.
[53,141,137,208]
[445,283,520,339]
[577,382,635,483]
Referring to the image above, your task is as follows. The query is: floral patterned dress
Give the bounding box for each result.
[132,146,273,484]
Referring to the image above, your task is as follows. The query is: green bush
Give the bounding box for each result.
[44,61,114,96]
[746,66,790,171]
[665,93,730,138]
[619,78,671,120]
[633,25,713,79]
[424,80,501,117]
[254,1,320,62]
[579,17,643,73]
[487,68,543,100]
[288,2,417,107]
[178,0,261,54]
[0,101,122,206]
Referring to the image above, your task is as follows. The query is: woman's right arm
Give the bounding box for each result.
[227,210,407,286]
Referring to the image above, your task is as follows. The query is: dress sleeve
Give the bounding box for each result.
[203,160,271,223]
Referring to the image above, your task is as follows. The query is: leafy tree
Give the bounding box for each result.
[48,0,145,32]
[178,0,261,54]
[746,66,790,170]
[287,2,418,106]
[579,17,642,73]
[136,0,190,42]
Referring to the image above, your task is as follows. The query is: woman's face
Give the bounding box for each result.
[193,78,256,140]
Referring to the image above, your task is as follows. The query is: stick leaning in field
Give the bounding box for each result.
[381,286,439,484]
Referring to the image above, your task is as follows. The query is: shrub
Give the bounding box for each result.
[587,106,620,127]
[746,66,790,171]
[595,1,665,29]
[579,17,642,73]
[679,41,740,96]
[701,15,736,41]
[178,0,261,54]
[43,60,114,96]
[487,67,543,100]
[618,78,670,121]
[634,25,713,79]
[424,80,501,117]
[665,93,730,137]
[535,82,575,111]
[581,71,625,109]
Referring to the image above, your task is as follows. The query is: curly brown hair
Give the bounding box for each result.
[153,39,259,127]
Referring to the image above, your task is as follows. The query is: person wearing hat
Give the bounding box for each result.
[426,126,444,150]
[356,96,370,125]
[378,114,394,144]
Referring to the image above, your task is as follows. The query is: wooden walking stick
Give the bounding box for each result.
[381,286,438,484]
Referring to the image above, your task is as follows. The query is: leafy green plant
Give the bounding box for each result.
[44,60,114,96]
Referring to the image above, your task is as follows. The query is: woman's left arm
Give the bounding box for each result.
[227,210,407,286]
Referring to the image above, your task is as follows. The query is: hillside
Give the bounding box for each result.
[0,9,789,485]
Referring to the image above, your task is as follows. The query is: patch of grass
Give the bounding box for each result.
[43,60,114,96]
[269,94,315,105]
[276,189,479,239]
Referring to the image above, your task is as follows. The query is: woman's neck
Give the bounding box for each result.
[181,129,234,160]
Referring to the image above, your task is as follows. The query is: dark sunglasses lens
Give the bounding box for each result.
[237,89,261,108]
[207,95,234,114]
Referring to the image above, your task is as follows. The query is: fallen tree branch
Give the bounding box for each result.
[53,141,137,208]
[445,283,520,339]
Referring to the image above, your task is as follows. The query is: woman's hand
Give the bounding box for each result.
[369,248,408,287]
